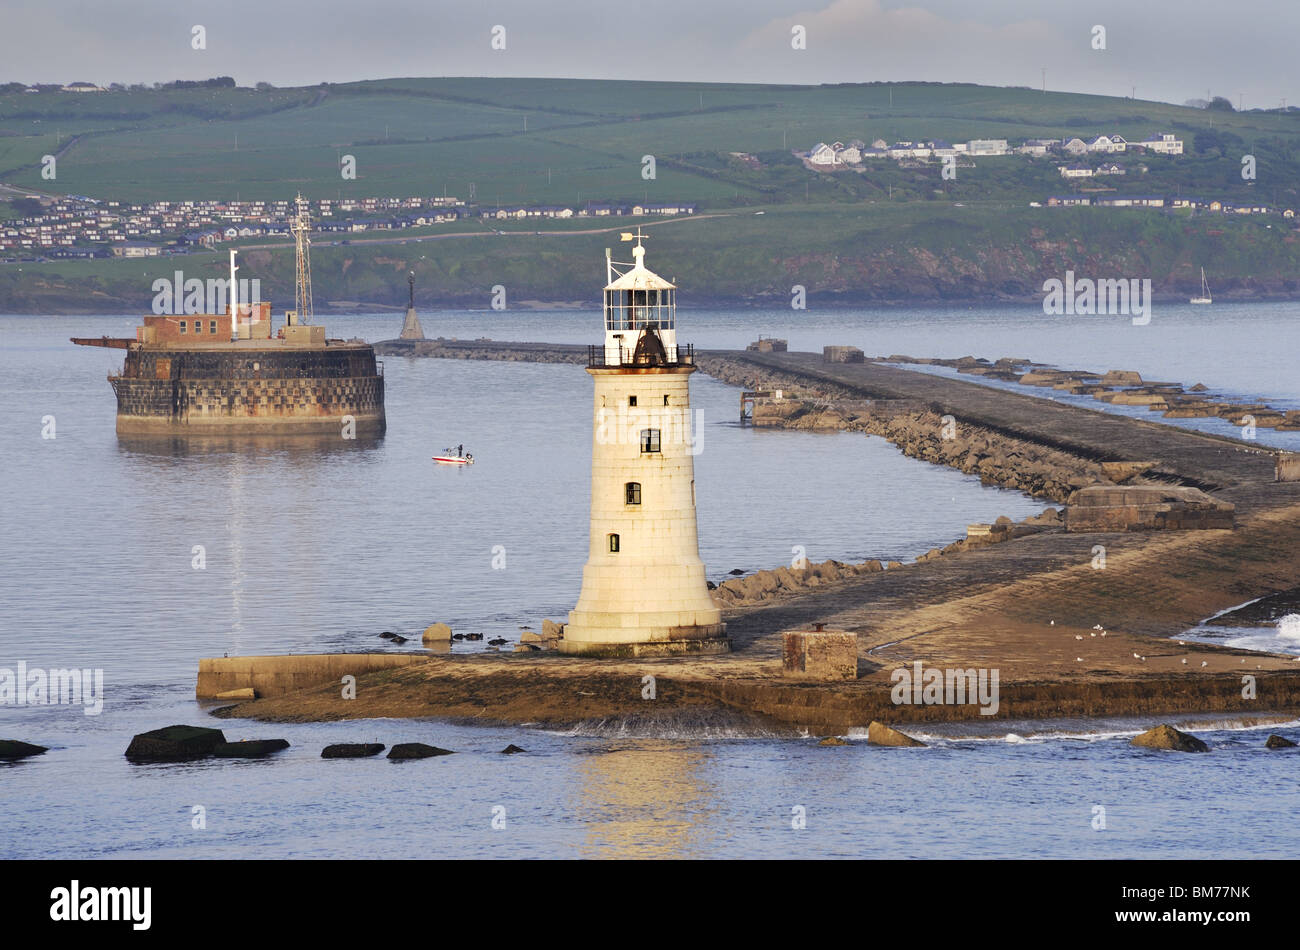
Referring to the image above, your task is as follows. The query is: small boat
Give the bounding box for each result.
[433,446,473,465]
[1190,267,1212,305]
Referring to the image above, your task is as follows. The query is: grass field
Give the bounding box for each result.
[3,78,1297,205]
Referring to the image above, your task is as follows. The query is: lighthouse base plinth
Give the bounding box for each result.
[558,621,730,658]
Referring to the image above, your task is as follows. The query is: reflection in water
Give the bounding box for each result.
[572,741,721,858]
[116,433,384,457]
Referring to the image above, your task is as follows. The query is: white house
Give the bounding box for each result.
[1095,162,1126,176]
[1059,163,1093,178]
[809,142,838,166]
[966,139,1009,156]
[1139,133,1183,155]
[1061,137,1089,156]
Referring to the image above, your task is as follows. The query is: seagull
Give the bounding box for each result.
[1133,652,1141,659]
[1100,631,1107,637]
[1075,635,1084,640]
[1178,641,1186,646]
[1181,658,1188,664]
[1076,657,1084,662]
[1093,624,1104,630]
[1201,661,1209,668]
[1090,632,1097,637]
[1050,620,1055,626]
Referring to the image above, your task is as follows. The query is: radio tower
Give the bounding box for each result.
[290,193,314,324]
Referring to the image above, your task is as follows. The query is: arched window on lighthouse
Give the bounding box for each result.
[608,533,620,553]
[625,482,641,505]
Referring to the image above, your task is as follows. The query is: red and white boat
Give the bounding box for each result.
[433,447,474,465]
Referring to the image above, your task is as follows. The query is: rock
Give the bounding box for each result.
[541,619,564,640]
[728,569,745,575]
[126,725,227,762]
[1101,370,1144,386]
[818,736,849,746]
[213,739,290,758]
[452,634,466,640]
[706,580,718,590]
[387,742,455,760]
[0,739,48,760]
[488,637,508,646]
[513,642,541,652]
[500,744,527,754]
[867,721,926,747]
[321,743,385,758]
[1265,734,1297,749]
[1130,724,1209,752]
[379,631,397,640]
[214,687,256,700]
[390,635,409,644]
[422,623,452,642]
[464,633,483,641]
[520,629,543,643]
[885,560,904,570]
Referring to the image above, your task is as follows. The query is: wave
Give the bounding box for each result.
[545,709,791,740]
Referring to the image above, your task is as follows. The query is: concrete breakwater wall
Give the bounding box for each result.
[698,354,1114,503]
[197,653,429,700]
[374,338,586,363]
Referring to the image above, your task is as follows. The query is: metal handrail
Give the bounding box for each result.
[587,343,694,368]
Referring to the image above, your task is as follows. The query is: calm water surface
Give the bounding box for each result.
[2,303,1299,859]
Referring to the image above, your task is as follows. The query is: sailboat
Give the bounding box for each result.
[1190,267,1212,305]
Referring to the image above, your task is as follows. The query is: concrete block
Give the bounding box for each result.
[783,627,858,680]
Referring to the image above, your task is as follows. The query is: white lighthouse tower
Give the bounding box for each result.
[561,232,728,656]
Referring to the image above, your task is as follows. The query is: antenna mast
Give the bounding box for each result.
[291,193,314,324]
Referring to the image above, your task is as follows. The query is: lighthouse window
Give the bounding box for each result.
[625,482,641,505]
[663,395,670,406]
[628,395,637,407]
[179,320,187,334]
[639,429,660,453]
[209,320,217,334]
[194,320,202,333]
[608,533,620,553]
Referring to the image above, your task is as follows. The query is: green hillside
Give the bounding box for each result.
[2,77,1299,310]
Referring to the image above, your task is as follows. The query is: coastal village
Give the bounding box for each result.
[0,194,698,261]
[798,131,1297,218]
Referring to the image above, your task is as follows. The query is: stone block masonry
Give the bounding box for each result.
[111,344,385,435]
[783,627,858,680]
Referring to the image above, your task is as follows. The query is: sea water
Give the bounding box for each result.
[2,304,1298,859]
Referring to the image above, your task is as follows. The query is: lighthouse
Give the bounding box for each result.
[561,233,728,656]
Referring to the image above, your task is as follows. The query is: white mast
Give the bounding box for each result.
[228,248,239,341]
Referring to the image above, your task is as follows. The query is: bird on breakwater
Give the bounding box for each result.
[1202,661,1209,667]
[1133,653,1141,659]
[1076,657,1084,662]
[1182,659,1188,665]
[1049,620,1055,626]
[1075,635,1083,640]
[1090,632,1097,637]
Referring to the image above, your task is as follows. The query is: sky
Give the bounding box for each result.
[1,0,1295,108]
